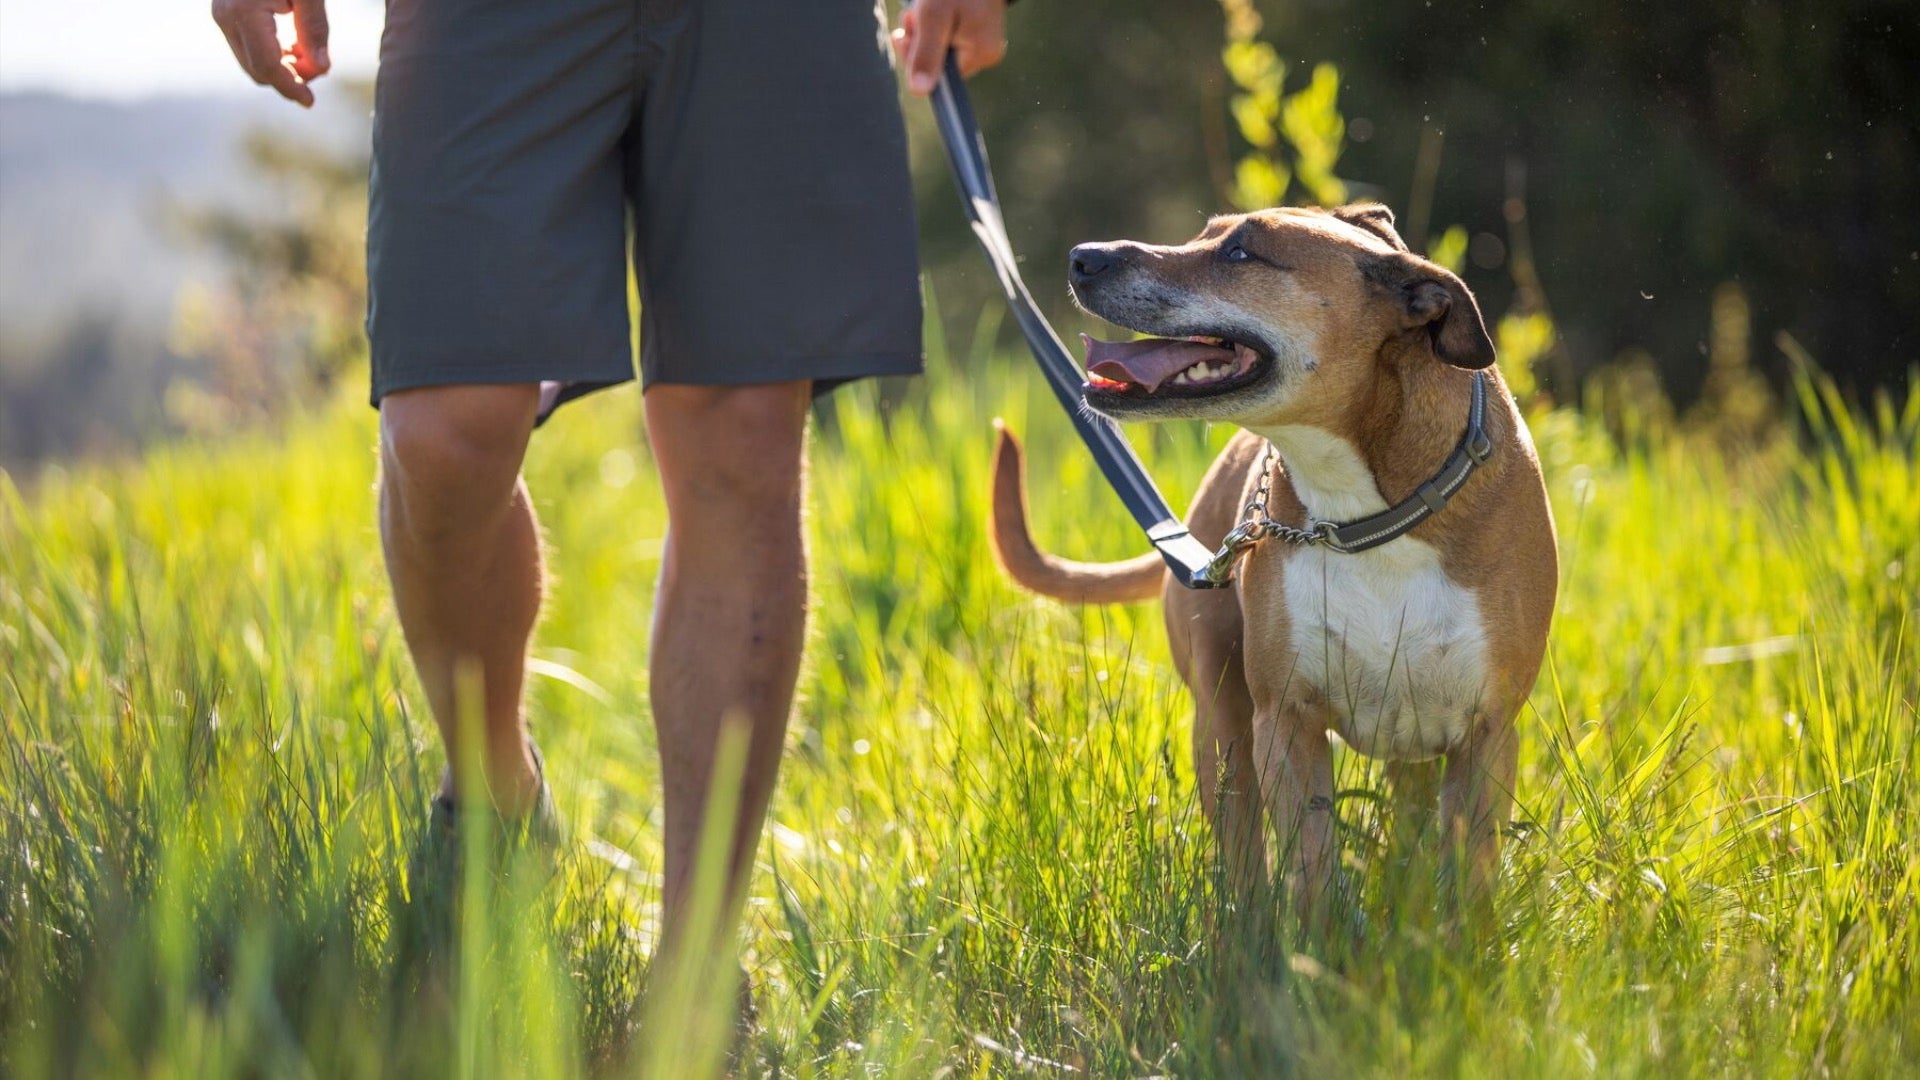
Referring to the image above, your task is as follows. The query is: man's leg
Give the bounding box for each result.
[379,383,546,814]
[643,381,812,946]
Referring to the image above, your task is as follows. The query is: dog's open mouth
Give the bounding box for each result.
[1079,333,1270,398]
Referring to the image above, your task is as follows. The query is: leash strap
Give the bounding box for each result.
[929,54,1227,590]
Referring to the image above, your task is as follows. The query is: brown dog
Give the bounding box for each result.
[991,204,1557,915]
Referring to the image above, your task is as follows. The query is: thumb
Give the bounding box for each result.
[906,5,955,96]
[292,0,330,79]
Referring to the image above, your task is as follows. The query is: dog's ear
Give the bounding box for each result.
[1332,203,1408,251]
[1362,253,1496,370]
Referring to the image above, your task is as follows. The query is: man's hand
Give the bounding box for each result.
[212,0,330,108]
[893,0,1008,96]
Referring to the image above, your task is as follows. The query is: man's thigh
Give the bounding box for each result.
[631,0,924,394]
[366,0,640,409]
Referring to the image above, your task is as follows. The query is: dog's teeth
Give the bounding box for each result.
[1172,370,1191,385]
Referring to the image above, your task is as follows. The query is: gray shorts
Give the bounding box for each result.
[366,0,924,418]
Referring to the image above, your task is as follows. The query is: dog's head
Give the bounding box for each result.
[1067,204,1494,426]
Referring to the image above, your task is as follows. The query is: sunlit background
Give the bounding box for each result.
[0,1,383,97]
[0,0,1913,469]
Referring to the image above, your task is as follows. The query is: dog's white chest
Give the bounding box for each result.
[1257,424,1491,760]
[1280,541,1489,759]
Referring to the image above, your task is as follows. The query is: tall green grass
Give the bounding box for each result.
[3,350,1915,1077]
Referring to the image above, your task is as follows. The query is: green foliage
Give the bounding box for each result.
[3,347,1916,1076]
[1426,225,1468,274]
[1244,0,1920,395]
[1218,0,1347,210]
[1496,311,1554,404]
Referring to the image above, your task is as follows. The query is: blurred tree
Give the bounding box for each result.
[169,85,372,434]
[0,311,176,465]
[1221,0,1917,397]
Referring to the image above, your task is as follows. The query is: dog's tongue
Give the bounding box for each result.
[1080,334,1235,392]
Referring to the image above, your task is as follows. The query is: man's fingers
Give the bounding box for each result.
[266,61,317,108]
[230,8,283,81]
[213,0,316,106]
[896,0,1008,92]
[889,15,912,65]
[953,29,1007,78]
[952,0,1008,77]
[217,21,252,73]
[240,12,314,106]
[291,0,330,79]
[904,5,957,95]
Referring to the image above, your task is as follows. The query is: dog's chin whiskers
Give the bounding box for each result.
[1074,397,1111,425]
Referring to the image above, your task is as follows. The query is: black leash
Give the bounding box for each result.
[929,54,1228,590]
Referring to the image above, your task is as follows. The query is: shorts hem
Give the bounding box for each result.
[368,364,635,409]
[642,350,924,392]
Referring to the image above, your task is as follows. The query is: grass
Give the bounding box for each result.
[2,342,1915,1078]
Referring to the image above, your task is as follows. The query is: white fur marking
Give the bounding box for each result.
[1255,424,1491,759]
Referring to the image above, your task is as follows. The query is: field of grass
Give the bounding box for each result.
[3,344,1915,1078]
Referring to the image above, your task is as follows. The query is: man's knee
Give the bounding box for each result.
[381,384,537,487]
[379,384,538,526]
[647,382,812,510]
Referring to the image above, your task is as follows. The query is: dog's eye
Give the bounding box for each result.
[1222,242,1252,263]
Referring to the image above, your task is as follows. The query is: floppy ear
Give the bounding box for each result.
[1363,253,1497,369]
[1332,203,1409,251]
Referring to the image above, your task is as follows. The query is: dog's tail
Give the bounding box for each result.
[988,421,1167,605]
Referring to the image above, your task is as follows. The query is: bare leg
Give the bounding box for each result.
[379,384,546,813]
[1440,716,1519,911]
[643,381,812,952]
[1252,710,1336,921]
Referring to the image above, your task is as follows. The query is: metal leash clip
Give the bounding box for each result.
[1192,442,1339,585]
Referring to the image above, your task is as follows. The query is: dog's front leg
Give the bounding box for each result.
[1251,708,1335,924]
[1440,713,1519,917]
[1190,655,1266,902]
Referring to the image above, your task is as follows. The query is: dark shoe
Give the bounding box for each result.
[415,740,564,877]
[392,744,564,1001]
[398,743,562,927]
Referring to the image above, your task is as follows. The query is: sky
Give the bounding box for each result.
[0,0,384,98]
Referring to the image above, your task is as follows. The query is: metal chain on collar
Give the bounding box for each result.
[1195,441,1334,585]
[1242,440,1337,546]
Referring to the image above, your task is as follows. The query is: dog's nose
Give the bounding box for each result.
[1069,243,1126,283]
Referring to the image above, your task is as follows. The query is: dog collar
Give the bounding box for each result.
[1307,369,1495,553]
[1199,371,1494,581]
